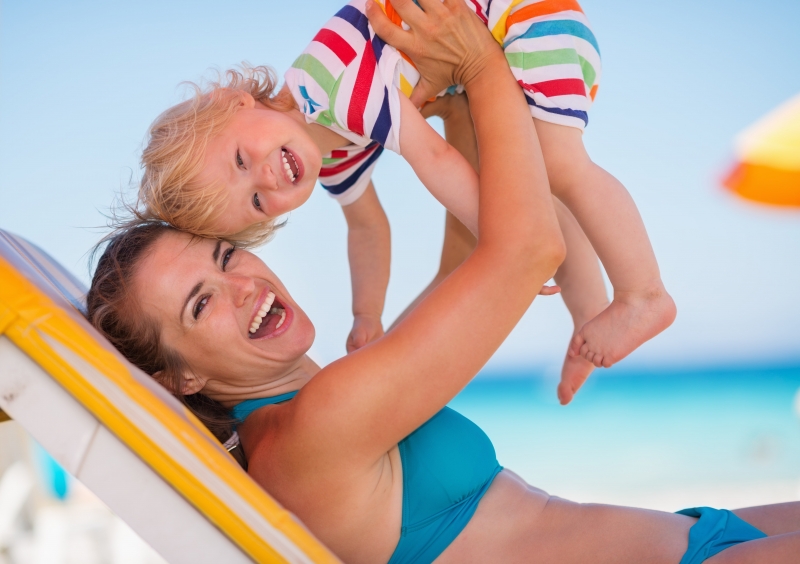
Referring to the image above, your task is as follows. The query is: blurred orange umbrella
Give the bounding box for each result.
[723,94,800,207]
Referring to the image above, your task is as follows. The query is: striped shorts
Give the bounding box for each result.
[393,0,602,131]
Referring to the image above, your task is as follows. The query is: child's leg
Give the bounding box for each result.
[394,96,606,404]
[534,117,676,368]
[551,198,609,404]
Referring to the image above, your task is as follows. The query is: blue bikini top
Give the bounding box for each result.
[232,391,502,564]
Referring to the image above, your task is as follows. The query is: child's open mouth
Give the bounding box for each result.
[281,147,301,184]
[248,291,288,339]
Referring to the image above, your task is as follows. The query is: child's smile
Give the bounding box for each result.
[199,95,321,236]
[281,147,302,184]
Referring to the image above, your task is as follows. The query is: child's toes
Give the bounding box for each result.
[568,333,584,357]
[557,383,573,405]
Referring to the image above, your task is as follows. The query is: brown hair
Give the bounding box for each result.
[137,64,296,248]
[86,220,247,469]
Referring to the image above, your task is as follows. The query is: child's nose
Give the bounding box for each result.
[259,163,278,190]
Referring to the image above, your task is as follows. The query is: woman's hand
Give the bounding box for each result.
[365,0,502,107]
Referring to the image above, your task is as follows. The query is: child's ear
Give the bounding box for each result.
[238,92,257,109]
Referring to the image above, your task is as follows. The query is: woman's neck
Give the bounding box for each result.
[214,354,321,408]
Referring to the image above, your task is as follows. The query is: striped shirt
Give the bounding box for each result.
[284,0,601,204]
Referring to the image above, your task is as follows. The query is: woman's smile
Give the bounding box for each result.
[248,286,293,340]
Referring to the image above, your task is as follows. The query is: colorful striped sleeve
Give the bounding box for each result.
[284,1,404,204]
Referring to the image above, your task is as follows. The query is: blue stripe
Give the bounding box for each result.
[504,20,600,55]
[335,5,370,41]
[322,144,385,195]
[524,92,588,126]
[372,34,386,62]
[370,88,392,146]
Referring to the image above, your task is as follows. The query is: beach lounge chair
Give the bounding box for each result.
[0,229,340,564]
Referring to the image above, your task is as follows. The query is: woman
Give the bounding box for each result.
[87,1,800,562]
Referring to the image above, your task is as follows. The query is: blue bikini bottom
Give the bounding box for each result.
[678,506,767,564]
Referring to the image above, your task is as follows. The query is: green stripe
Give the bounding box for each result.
[505,48,579,70]
[315,112,333,127]
[578,55,596,88]
[322,157,342,165]
[292,54,335,93]
[326,73,345,128]
[314,74,345,127]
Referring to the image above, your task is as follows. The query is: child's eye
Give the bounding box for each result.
[253,193,261,210]
[222,247,236,271]
[193,295,209,320]
[236,150,244,168]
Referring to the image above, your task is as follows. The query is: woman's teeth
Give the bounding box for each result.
[250,292,275,334]
[249,291,287,335]
[281,148,298,183]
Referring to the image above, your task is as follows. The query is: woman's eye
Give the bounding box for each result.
[253,193,261,210]
[222,247,236,270]
[236,150,244,168]
[193,296,209,320]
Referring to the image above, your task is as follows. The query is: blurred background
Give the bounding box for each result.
[1,0,798,561]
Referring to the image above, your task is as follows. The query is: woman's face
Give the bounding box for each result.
[132,230,315,396]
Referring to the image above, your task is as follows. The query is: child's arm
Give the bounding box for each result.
[397,92,480,236]
[341,181,391,353]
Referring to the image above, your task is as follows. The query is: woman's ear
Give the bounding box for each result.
[151,369,205,395]
[180,371,206,395]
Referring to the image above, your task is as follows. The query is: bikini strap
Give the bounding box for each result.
[231,390,299,423]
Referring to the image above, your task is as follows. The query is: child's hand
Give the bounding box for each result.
[539,284,561,296]
[346,314,385,353]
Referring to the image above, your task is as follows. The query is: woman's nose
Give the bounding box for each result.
[228,273,256,307]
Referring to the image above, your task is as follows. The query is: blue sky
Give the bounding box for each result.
[1,0,799,372]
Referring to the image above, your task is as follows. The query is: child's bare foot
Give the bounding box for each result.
[558,339,596,405]
[569,287,676,368]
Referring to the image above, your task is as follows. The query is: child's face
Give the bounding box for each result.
[200,99,321,235]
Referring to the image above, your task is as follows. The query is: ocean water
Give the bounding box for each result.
[449,364,800,511]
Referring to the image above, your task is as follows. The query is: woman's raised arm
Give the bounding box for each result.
[295,0,565,463]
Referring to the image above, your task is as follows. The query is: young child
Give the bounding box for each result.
[138,0,675,404]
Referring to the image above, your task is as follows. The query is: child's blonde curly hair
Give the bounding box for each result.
[138,64,296,247]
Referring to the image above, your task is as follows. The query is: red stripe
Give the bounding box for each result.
[319,144,379,177]
[312,28,357,66]
[467,0,488,24]
[347,43,377,136]
[330,149,349,159]
[517,78,586,97]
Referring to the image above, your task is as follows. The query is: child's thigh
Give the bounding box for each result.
[532,118,592,184]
